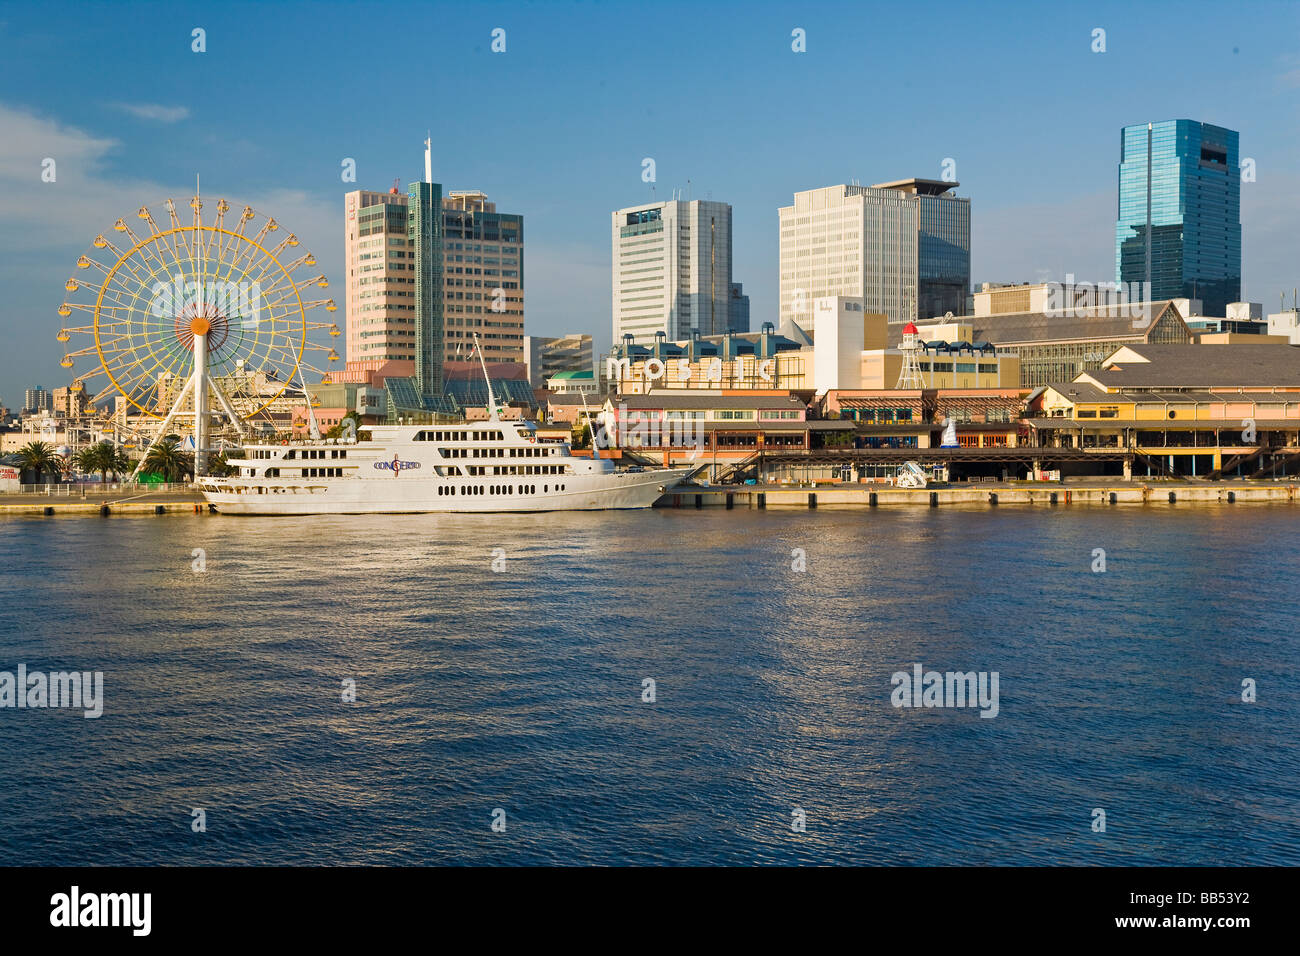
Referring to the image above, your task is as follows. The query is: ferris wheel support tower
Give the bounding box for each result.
[129,318,250,479]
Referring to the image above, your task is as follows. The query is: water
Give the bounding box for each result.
[1,506,1297,865]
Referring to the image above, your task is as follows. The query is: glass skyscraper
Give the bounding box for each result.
[1115,119,1241,315]
[916,188,972,319]
[407,180,443,401]
[442,191,523,364]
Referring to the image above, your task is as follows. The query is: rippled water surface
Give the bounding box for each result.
[1,505,1297,865]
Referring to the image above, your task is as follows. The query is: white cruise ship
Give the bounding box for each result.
[199,418,687,515]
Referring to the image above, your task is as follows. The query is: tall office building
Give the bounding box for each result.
[344,188,424,366]
[24,385,51,414]
[896,179,972,319]
[523,334,593,388]
[611,199,734,343]
[344,181,444,400]
[1116,120,1241,316]
[778,179,970,331]
[442,191,524,364]
[729,283,751,334]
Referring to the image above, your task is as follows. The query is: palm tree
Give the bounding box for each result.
[72,445,98,478]
[141,437,194,483]
[207,452,235,477]
[73,441,117,482]
[111,448,133,481]
[16,441,61,484]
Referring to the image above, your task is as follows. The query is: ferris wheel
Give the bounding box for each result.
[56,191,341,474]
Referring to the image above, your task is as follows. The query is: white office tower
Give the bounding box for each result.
[612,199,734,343]
[779,181,970,329]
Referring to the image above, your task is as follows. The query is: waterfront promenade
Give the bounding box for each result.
[666,480,1300,509]
[1,479,1297,516]
[0,487,206,516]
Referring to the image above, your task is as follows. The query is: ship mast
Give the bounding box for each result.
[472,332,499,422]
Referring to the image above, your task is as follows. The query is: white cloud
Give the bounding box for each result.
[109,102,190,123]
[0,101,341,404]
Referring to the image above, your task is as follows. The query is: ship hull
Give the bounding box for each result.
[202,468,683,515]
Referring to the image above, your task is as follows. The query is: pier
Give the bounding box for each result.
[661,481,1300,509]
[0,488,208,517]
[3,481,1297,516]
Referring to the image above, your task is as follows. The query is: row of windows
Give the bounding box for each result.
[441,482,563,496]
[492,465,566,476]
[416,430,506,442]
[302,468,343,477]
[918,362,1000,374]
[854,409,915,423]
[288,448,346,460]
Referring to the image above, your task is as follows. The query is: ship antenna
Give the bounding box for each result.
[579,388,599,460]
[472,333,499,422]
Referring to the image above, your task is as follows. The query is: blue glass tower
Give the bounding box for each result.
[407,180,443,401]
[1115,120,1240,315]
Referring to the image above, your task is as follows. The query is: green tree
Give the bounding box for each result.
[72,444,99,478]
[207,452,236,477]
[141,436,194,482]
[73,441,117,481]
[16,441,61,484]
[325,411,365,441]
[111,448,133,480]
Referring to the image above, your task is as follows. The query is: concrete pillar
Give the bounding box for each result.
[1123,457,1132,481]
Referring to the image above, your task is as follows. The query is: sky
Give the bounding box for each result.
[0,0,1297,405]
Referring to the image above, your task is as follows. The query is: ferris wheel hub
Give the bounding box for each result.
[189,316,212,336]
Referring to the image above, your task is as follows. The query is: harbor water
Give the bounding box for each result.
[0,507,1297,865]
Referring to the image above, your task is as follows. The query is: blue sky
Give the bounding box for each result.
[1,0,1297,405]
